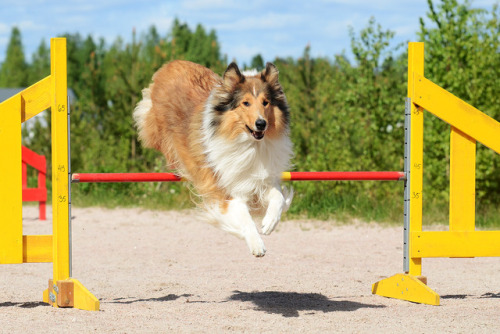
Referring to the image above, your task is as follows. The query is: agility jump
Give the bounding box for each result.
[1,38,499,311]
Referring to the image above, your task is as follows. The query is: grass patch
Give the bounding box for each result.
[287,192,403,224]
[71,181,195,210]
[476,204,500,229]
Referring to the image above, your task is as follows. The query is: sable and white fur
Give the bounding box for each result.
[133,60,293,257]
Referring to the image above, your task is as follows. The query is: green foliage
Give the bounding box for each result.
[250,54,265,71]
[27,39,50,84]
[0,27,28,87]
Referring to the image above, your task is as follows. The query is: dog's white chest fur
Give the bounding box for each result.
[202,132,293,200]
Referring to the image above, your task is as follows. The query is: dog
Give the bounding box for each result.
[133,60,293,257]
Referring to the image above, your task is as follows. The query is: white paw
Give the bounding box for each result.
[261,215,280,235]
[245,235,266,257]
[282,186,294,213]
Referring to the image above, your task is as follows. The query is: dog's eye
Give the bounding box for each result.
[262,100,269,106]
[243,101,250,107]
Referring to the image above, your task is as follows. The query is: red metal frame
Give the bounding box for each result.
[22,145,47,220]
[71,171,405,183]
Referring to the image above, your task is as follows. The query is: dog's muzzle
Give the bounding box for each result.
[246,125,265,140]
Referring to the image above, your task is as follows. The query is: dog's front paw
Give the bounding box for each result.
[245,234,266,257]
[261,215,280,235]
[282,186,294,213]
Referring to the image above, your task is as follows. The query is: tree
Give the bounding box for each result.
[0,27,28,87]
[28,39,50,84]
[250,54,264,71]
[170,19,191,59]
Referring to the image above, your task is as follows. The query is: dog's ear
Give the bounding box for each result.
[223,62,244,87]
[261,62,279,85]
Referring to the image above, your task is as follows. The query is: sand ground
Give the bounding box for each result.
[1,206,499,333]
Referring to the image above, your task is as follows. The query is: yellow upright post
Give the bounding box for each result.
[372,42,440,305]
[41,38,99,311]
[0,95,23,264]
[449,128,476,232]
[1,53,53,266]
[407,42,425,277]
[50,37,71,283]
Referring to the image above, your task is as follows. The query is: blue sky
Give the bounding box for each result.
[0,0,498,66]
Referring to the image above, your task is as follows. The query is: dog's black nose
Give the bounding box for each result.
[255,119,267,131]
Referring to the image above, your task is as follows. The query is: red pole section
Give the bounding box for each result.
[72,171,405,183]
[286,171,406,181]
[72,173,183,183]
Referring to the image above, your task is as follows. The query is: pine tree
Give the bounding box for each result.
[28,39,50,84]
[0,27,28,87]
[170,19,191,59]
[250,54,264,71]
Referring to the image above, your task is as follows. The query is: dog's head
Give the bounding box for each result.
[210,62,289,141]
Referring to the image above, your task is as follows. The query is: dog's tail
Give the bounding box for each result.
[133,84,160,150]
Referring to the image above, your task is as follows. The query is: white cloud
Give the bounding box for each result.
[226,44,263,62]
[52,3,99,15]
[473,0,499,6]
[394,23,418,37]
[0,0,44,5]
[324,17,357,38]
[143,17,175,34]
[17,20,46,32]
[180,0,239,10]
[271,32,293,43]
[58,14,94,26]
[215,13,304,32]
[320,0,420,7]
[0,22,9,34]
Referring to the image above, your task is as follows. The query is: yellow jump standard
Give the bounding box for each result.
[372,42,500,305]
[0,38,99,311]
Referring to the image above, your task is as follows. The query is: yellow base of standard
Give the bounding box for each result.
[43,278,100,311]
[372,274,440,306]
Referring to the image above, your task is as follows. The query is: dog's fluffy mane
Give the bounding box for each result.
[200,64,293,202]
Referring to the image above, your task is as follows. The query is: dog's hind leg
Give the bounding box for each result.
[211,198,266,257]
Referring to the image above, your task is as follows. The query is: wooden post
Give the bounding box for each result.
[50,37,71,284]
[0,95,23,264]
[449,128,476,232]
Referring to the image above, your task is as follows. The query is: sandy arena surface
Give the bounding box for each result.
[1,206,499,333]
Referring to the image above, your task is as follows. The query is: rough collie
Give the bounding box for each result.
[133,60,293,257]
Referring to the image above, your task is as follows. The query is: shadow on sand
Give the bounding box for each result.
[229,290,385,317]
[0,301,48,308]
[441,292,500,300]
[107,294,193,305]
